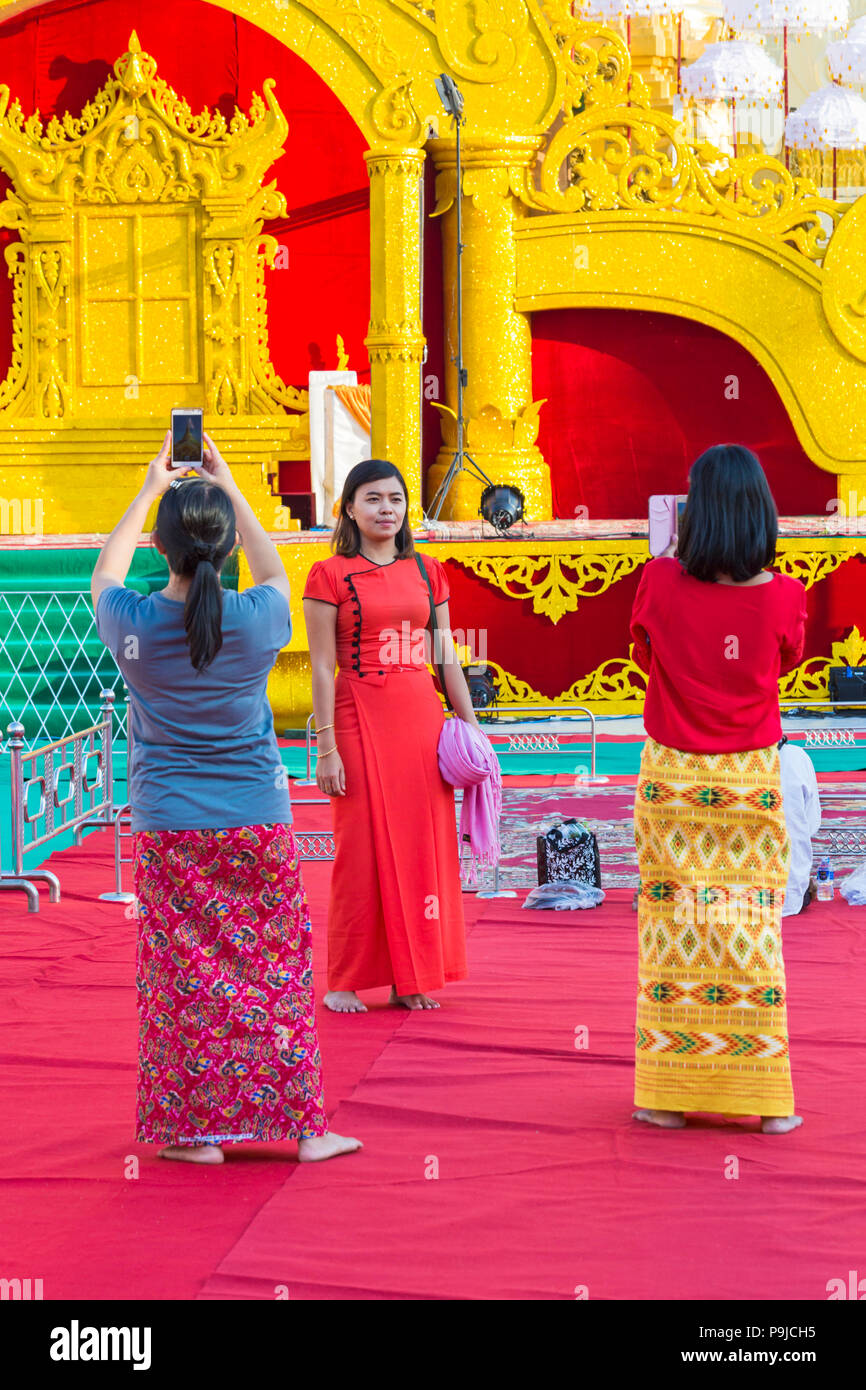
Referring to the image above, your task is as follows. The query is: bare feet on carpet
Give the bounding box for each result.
[632,1109,687,1128]
[323,990,367,1013]
[389,987,440,1010]
[159,1144,225,1164]
[761,1115,804,1134]
[298,1132,364,1162]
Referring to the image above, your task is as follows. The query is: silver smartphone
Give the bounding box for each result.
[170,408,204,468]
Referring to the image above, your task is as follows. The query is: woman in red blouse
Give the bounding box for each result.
[303,460,481,1013]
[629,445,808,1135]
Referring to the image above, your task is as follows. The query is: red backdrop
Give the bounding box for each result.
[531,308,834,519]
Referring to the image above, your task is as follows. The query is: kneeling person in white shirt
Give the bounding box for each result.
[778,736,821,915]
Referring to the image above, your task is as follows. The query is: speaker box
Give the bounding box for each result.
[828,666,866,708]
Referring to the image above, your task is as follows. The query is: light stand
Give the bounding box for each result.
[426,74,495,522]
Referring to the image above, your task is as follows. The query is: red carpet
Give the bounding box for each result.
[1,824,865,1300]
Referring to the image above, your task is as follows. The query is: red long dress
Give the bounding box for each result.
[303,552,467,994]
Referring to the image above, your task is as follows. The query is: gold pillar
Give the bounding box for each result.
[837,474,866,521]
[364,145,426,527]
[427,134,551,521]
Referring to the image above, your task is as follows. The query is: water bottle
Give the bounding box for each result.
[816,858,834,902]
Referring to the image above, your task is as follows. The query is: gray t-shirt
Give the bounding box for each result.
[96,584,292,832]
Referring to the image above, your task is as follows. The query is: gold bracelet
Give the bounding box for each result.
[318,744,338,757]
[316,722,335,735]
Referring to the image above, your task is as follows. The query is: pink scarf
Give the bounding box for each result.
[437,719,502,883]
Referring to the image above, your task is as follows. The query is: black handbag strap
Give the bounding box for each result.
[415,552,452,710]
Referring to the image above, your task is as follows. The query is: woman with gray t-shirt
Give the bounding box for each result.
[92,431,361,1167]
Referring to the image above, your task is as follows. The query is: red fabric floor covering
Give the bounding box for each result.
[1,821,865,1300]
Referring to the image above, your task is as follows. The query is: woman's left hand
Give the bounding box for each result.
[142,431,174,500]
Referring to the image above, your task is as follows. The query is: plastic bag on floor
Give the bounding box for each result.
[840,860,866,905]
[522,882,605,911]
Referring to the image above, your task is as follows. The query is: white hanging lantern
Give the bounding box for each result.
[785,80,866,194]
[827,16,866,85]
[785,80,866,144]
[681,39,784,99]
[590,0,684,15]
[724,0,849,34]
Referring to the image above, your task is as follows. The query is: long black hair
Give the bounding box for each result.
[331,459,415,558]
[676,444,778,583]
[155,479,236,672]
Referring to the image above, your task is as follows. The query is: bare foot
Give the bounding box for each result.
[297,1131,363,1162]
[159,1144,225,1164]
[633,1109,686,1129]
[761,1115,804,1134]
[389,987,440,1010]
[323,990,367,1013]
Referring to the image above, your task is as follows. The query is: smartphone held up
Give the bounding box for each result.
[648,494,687,557]
[170,409,204,471]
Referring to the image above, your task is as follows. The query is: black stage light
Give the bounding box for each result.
[480,484,525,533]
[464,662,498,713]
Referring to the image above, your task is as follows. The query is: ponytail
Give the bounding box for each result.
[184,553,224,671]
[155,480,236,672]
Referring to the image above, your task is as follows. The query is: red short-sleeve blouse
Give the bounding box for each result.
[629,557,807,753]
[303,551,450,678]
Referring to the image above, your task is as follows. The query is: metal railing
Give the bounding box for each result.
[1,689,119,911]
[300,700,601,781]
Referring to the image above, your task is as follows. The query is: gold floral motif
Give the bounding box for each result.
[370,75,421,143]
[308,0,400,77]
[482,648,647,709]
[520,107,840,262]
[451,550,644,622]
[433,399,546,453]
[0,245,27,415]
[525,11,840,262]
[434,0,529,84]
[561,651,648,704]
[779,627,866,701]
[774,546,866,588]
[0,30,310,527]
[0,32,288,206]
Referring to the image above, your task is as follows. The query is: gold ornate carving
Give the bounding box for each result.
[0,31,305,420]
[0,30,309,529]
[483,648,648,708]
[450,549,644,622]
[308,0,400,77]
[434,0,529,84]
[0,245,27,415]
[433,398,546,454]
[521,13,840,263]
[774,546,866,589]
[561,649,648,704]
[370,75,422,143]
[0,33,288,205]
[779,627,866,702]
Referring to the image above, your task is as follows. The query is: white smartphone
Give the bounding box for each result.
[170,408,204,468]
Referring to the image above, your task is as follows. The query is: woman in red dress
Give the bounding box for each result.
[302,460,482,1013]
